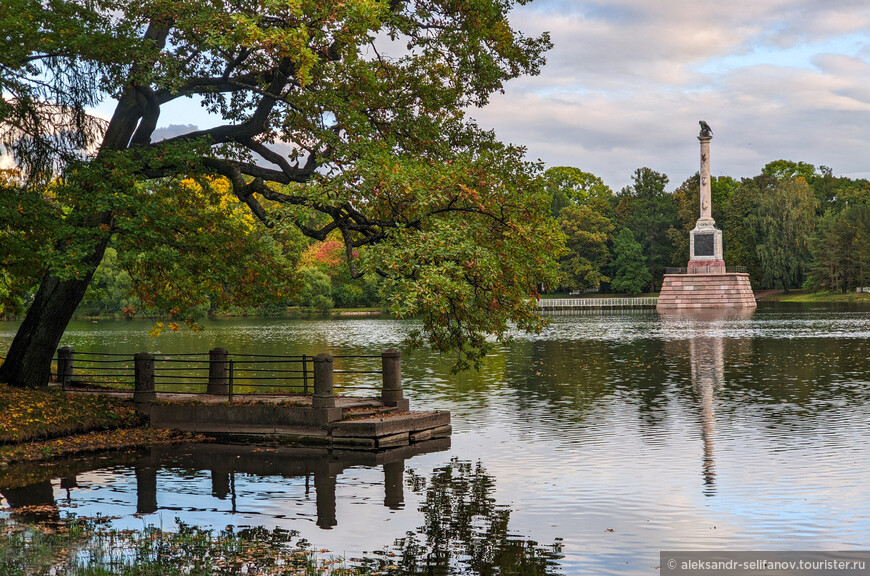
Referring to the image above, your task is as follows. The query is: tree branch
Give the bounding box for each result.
[237,137,317,183]
[129,84,160,145]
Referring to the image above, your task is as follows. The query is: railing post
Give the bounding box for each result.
[133,352,156,403]
[228,360,234,402]
[381,349,409,411]
[313,354,335,407]
[57,346,74,389]
[208,347,228,395]
[302,354,309,394]
[312,353,341,425]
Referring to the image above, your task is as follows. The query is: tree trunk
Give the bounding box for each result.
[0,241,108,388]
[0,23,166,389]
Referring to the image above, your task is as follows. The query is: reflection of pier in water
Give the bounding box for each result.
[0,439,449,528]
[662,309,753,497]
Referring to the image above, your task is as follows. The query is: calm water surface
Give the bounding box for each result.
[2,302,870,575]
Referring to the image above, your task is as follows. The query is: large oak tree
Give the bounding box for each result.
[0,0,560,387]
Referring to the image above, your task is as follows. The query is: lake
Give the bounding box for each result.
[2,302,870,575]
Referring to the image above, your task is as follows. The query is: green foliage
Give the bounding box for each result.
[543,166,614,218]
[298,240,384,308]
[77,248,136,317]
[720,178,762,282]
[367,148,561,371]
[0,0,560,379]
[0,173,55,315]
[807,198,870,293]
[609,228,651,295]
[808,168,870,214]
[616,168,676,290]
[712,175,739,208]
[299,268,334,314]
[557,204,613,292]
[331,270,383,308]
[762,159,817,182]
[752,177,818,291]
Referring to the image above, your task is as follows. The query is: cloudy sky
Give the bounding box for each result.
[116,1,870,192]
[467,0,870,190]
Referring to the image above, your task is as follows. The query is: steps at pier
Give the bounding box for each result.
[135,396,450,450]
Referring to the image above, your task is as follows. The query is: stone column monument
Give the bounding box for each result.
[689,122,724,272]
[656,121,756,311]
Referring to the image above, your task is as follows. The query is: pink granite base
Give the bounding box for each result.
[657,272,756,311]
[688,259,725,272]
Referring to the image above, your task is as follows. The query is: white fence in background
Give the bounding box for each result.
[538,297,658,309]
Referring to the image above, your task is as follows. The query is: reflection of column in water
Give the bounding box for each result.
[689,335,725,497]
[383,460,405,510]
[61,476,78,502]
[211,470,231,500]
[665,308,753,497]
[314,463,338,529]
[230,473,237,513]
[135,465,158,514]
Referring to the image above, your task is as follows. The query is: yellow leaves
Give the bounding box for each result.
[148,322,164,337]
[0,383,146,446]
[0,428,198,468]
[177,176,256,233]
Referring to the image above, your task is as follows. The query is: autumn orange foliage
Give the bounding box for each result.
[299,240,345,275]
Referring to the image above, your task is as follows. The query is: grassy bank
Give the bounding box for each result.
[0,384,144,444]
[0,384,203,466]
[757,290,870,303]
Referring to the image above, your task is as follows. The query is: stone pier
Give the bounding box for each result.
[657,272,756,311]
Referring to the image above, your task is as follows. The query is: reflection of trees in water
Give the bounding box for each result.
[360,458,563,575]
[507,337,680,434]
[511,324,870,432]
[721,337,870,408]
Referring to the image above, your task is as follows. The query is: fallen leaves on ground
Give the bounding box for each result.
[0,427,209,466]
[0,383,146,443]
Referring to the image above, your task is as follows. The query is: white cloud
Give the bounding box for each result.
[480,0,870,189]
[151,124,200,141]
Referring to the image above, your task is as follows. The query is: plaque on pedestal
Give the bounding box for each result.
[689,220,724,272]
[694,233,714,257]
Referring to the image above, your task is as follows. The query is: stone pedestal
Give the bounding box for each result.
[689,219,724,272]
[657,273,756,310]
